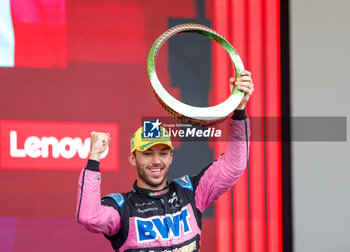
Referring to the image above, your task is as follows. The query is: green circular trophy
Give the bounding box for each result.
[147,23,245,127]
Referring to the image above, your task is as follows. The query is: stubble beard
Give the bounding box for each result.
[136,161,169,189]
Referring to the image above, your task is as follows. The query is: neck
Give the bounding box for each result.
[136,179,167,191]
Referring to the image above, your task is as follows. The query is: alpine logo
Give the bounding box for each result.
[168,192,178,204]
[135,206,192,243]
[0,120,119,171]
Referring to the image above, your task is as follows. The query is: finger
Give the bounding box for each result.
[240,70,251,76]
[236,85,250,93]
[236,85,253,95]
[229,77,236,93]
[235,81,253,89]
[237,76,253,82]
[103,134,110,142]
[103,133,109,140]
[230,82,234,93]
[96,132,108,138]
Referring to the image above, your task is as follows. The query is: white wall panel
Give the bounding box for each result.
[291,0,350,251]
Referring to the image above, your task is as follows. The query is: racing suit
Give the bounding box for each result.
[76,110,250,252]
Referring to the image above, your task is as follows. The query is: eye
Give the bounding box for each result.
[143,152,152,156]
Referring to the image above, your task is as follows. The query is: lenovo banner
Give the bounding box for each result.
[0,120,119,171]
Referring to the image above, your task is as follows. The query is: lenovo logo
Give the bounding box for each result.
[9,131,109,159]
[0,121,119,171]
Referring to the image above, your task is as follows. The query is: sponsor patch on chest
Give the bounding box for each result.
[135,206,192,243]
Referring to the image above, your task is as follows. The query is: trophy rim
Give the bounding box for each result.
[147,23,245,126]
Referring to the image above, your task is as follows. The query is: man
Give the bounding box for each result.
[76,71,254,252]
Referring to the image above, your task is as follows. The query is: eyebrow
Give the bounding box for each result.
[146,147,170,152]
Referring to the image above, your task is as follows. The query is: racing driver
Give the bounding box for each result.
[76,70,254,251]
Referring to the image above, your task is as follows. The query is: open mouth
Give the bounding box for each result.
[148,167,163,177]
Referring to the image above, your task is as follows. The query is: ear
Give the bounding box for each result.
[128,152,137,167]
[169,152,173,165]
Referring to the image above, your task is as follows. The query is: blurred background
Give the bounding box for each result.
[0,0,349,251]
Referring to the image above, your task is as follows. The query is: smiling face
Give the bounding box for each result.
[128,144,173,190]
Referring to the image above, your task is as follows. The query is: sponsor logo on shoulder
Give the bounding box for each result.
[174,175,193,191]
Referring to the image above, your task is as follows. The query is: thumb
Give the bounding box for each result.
[229,77,235,93]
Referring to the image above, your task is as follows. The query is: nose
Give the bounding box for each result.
[151,153,162,166]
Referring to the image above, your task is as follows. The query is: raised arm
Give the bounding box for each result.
[76,132,121,236]
[193,112,250,212]
[193,71,253,212]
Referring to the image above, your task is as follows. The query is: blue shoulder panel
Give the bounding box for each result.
[103,193,125,207]
[173,175,193,191]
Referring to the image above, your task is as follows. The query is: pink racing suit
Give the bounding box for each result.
[77,111,250,252]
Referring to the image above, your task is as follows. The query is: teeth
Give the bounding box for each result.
[151,169,161,172]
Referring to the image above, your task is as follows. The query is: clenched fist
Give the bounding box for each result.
[89,132,111,161]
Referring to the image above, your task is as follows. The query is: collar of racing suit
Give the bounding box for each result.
[131,180,170,199]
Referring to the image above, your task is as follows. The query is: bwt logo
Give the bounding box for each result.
[0,120,119,171]
[143,119,161,138]
[135,206,192,243]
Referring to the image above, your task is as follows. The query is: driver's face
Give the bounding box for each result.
[129,144,173,190]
